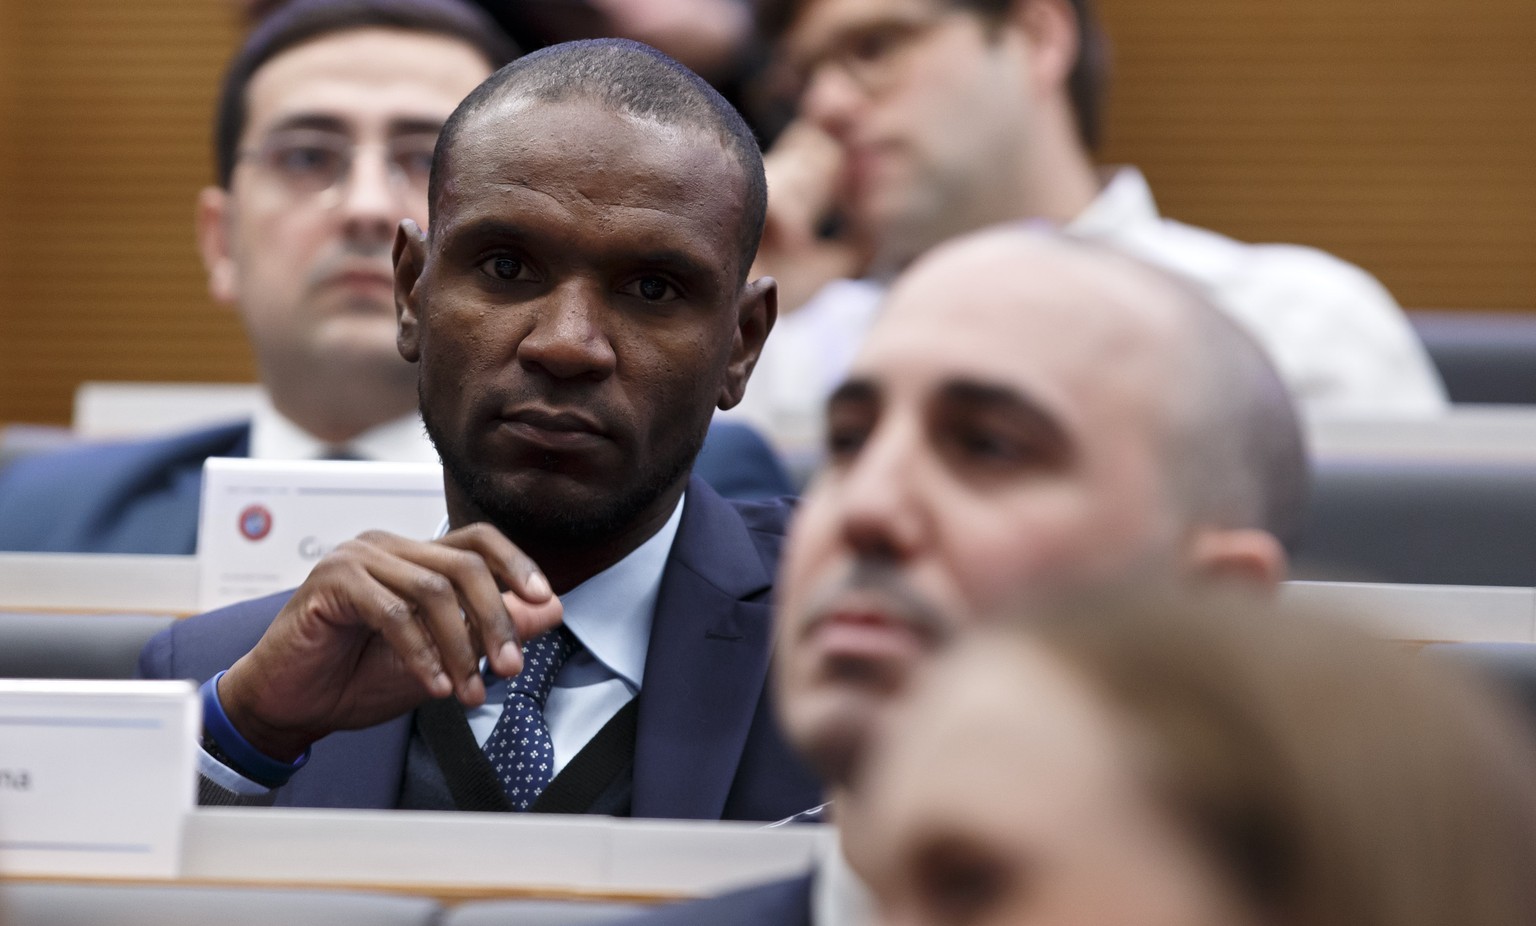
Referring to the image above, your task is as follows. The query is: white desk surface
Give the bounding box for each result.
[0,553,198,615]
[1308,406,1536,462]
[1284,580,1536,643]
[175,808,826,901]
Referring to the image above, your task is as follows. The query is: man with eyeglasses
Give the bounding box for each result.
[723,0,1447,459]
[0,0,792,555]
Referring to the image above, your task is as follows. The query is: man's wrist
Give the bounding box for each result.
[200,671,311,788]
[218,661,319,762]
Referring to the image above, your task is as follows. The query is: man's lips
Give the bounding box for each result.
[841,140,898,192]
[319,268,395,299]
[802,603,944,666]
[496,407,608,452]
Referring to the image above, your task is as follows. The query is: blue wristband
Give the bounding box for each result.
[200,670,310,789]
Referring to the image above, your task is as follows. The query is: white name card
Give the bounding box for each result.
[0,680,197,878]
[197,458,447,610]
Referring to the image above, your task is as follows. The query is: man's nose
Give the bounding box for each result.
[834,418,927,561]
[799,65,867,142]
[516,283,618,381]
[335,148,401,247]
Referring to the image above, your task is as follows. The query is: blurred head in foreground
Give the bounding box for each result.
[774,228,1307,787]
[844,593,1536,926]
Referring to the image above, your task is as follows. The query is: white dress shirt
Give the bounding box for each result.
[201,495,685,795]
[466,496,683,773]
[248,392,441,464]
[726,166,1449,456]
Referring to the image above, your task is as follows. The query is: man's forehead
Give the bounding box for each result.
[245,29,492,135]
[443,97,741,207]
[855,238,1189,417]
[787,0,947,53]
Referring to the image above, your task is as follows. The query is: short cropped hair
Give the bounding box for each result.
[431,38,770,281]
[760,0,1110,151]
[1162,270,1310,545]
[213,0,518,188]
[1036,234,1307,544]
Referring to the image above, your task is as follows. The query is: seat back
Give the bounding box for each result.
[1294,458,1536,587]
[0,612,175,678]
[0,883,441,926]
[442,899,649,926]
[1410,310,1536,405]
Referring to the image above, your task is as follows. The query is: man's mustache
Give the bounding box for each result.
[799,560,955,648]
[306,243,394,289]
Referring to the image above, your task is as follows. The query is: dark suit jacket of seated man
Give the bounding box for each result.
[136,40,823,822]
[140,476,817,818]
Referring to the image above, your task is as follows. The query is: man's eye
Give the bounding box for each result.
[622,276,679,302]
[958,430,1016,459]
[848,29,897,62]
[274,144,342,178]
[825,425,869,460]
[480,256,526,281]
[393,147,436,186]
[846,23,915,63]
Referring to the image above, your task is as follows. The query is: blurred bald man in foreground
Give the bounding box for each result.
[621,228,1308,925]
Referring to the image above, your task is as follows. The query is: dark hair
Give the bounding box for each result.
[759,0,1110,151]
[213,0,519,188]
[431,38,770,280]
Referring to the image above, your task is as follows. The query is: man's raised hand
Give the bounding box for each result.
[216,523,564,762]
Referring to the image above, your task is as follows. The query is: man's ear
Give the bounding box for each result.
[1007,0,1080,95]
[394,218,429,363]
[718,275,778,410]
[195,186,238,305]
[1185,527,1289,594]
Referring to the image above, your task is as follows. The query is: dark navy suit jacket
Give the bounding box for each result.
[137,477,822,821]
[0,419,793,555]
[618,874,814,926]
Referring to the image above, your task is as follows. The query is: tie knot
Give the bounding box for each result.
[507,626,579,703]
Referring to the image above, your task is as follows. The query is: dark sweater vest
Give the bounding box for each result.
[397,699,636,815]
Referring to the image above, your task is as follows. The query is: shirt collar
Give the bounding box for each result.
[248,391,439,463]
[552,493,685,690]
[1066,166,1161,238]
[812,834,877,926]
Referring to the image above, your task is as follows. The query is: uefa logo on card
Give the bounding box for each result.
[238,504,273,542]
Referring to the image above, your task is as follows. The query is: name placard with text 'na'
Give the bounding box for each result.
[197,458,447,610]
[0,680,198,878]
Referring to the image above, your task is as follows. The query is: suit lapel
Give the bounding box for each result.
[632,478,781,819]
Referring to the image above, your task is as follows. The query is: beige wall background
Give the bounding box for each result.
[0,0,1533,426]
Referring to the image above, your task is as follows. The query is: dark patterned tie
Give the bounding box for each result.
[481,626,580,810]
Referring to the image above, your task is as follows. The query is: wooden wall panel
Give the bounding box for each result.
[1096,0,1536,310]
[0,1,247,426]
[0,0,1532,426]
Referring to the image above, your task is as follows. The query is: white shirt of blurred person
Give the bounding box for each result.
[196,10,501,459]
[728,0,1445,458]
[846,597,1536,926]
[605,230,1303,925]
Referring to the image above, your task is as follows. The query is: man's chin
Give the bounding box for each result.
[787,692,890,789]
[307,324,413,374]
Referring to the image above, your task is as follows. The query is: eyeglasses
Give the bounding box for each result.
[238,129,438,201]
[789,11,956,100]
